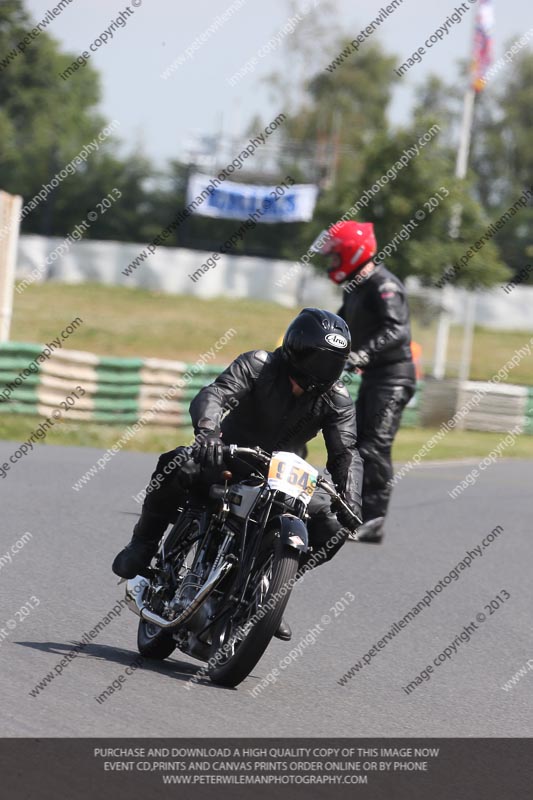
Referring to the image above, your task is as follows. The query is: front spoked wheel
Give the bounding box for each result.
[208,531,299,687]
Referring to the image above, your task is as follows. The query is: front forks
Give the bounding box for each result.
[209,531,235,577]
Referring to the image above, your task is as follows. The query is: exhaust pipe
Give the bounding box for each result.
[125,560,234,630]
[125,574,149,617]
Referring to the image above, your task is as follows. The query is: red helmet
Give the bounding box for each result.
[311,221,377,284]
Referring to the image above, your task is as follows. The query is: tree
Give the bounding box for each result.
[470,45,533,275]
[265,27,508,288]
[1,0,529,284]
[0,0,153,243]
[0,2,103,218]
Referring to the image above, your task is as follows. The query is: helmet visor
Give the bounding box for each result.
[309,229,338,255]
[288,347,347,392]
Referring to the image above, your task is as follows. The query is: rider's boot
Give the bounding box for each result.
[274,617,292,641]
[349,516,385,544]
[112,510,168,579]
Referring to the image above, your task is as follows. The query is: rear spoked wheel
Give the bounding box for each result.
[137,619,176,660]
[137,528,202,661]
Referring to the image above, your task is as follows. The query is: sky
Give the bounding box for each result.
[23,0,533,167]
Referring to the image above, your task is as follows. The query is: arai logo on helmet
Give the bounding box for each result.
[325,333,348,349]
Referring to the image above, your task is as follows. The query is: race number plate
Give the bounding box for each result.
[267,451,319,505]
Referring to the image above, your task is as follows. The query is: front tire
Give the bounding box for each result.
[208,534,299,687]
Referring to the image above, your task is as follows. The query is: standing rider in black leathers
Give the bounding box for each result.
[313,221,416,543]
[112,308,364,641]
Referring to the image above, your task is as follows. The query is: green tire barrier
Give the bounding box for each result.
[0,342,223,427]
[525,387,533,435]
[6,341,530,434]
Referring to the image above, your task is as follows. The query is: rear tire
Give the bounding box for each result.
[137,619,176,660]
[208,535,299,687]
[136,514,201,661]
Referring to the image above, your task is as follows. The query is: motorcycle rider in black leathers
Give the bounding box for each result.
[112,309,364,641]
[313,221,416,543]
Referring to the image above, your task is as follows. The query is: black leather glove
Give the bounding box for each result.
[194,428,223,468]
[346,351,369,372]
[332,498,362,532]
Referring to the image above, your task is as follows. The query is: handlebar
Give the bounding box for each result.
[221,445,361,525]
[316,476,362,525]
[222,444,271,465]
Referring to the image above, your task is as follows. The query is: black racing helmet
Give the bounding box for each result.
[281,308,351,393]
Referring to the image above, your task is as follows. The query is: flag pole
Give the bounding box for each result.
[455,88,477,183]
[455,85,477,387]
[434,1,493,388]
[432,86,477,381]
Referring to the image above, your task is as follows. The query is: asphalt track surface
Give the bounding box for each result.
[1,441,531,737]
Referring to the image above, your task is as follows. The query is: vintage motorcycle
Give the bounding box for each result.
[124,445,357,687]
